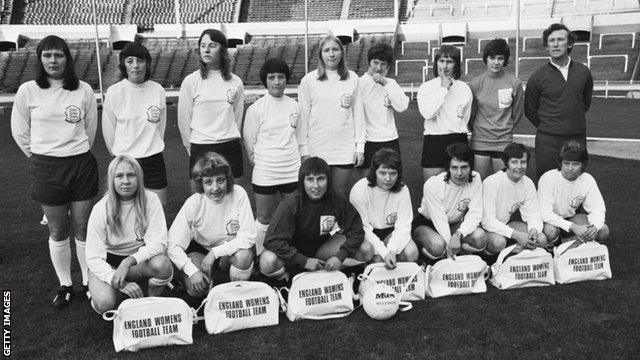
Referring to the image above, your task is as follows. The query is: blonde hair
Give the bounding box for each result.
[317,34,349,81]
[106,155,148,237]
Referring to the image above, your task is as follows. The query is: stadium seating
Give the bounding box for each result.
[348,0,395,19]
[18,0,125,25]
[246,0,342,22]
[179,0,238,23]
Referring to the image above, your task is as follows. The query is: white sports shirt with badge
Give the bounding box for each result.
[243,93,306,186]
[167,185,256,277]
[418,171,483,243]
[537,169,606,231]
[482,170,543,238]
[102,79,166,158]
[11,79,97,157]
[416,77,472,136]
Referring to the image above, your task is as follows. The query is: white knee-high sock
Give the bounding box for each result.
[49,237,72,286]
[229,262,253,281]
[254,221,269,256]
[74,239,89,286]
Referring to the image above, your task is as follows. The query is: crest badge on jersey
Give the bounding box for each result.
[385,212,397,226]
[457,198,471,212]
[64,105,82,123]
[289,112,299,128]
[226,219,240,236]
[134,225,146,242]
[498,88,513,108]
[146,106,161,123]
[570,196,585,209]
[383,94,392,108]
[320,215,336,235]
[456,103,466,118]
[340,93,353,109]
[226,89,238,105]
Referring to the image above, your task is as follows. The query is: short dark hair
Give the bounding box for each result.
[118,42,152,81]
[433,45,462,79]
[36,35,79,90]
[482,38,510,66]
[365,148,404,192]
[501,142,530,166]
[190,152,234,194]
[367,43,394,64]
[260,57,290,88]
[556,140,588,170]
[542,23,576,54]
[298,156,331,196]
[444,143,474,183]
[197,29,232,81]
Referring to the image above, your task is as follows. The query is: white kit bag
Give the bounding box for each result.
[358,262,425,301]
[200,281,280,334]
[279,270,356,322]
[553,240,612,284]
[490,244,555,289]
[425,255,489,298]
[103,297,196,352]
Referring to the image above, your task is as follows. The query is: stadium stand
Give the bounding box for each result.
[246,0,342,22]
[17,0,125,25]
[349,0,395,19]
[179,0,238,23]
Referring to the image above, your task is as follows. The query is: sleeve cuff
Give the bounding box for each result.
[355,143,365,153]
[131,252,148,266]
[183,262,200,278]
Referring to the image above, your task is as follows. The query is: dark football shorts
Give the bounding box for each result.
[411,214,437,234]
[331,164,354,170]
[252,182,298,195]
[106,252,128,268]
[190,139,244,178]
[421,133,468,168]
[357,139,401,170]
[136,152,168,189]
[31,151,99,206]
[373,227,394,243]
[473,149,503,159]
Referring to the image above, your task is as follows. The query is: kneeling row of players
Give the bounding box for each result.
[86,140,609,314]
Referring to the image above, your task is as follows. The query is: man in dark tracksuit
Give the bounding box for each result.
[525,23,594,180]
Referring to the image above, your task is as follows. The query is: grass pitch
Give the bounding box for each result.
[1,98,639,359]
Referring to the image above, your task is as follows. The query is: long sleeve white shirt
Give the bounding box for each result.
[416,78,472,135]
[417,171,483,243]
[538,169,606,231]
[167,185,256,277]
[243,94,305,186]
[103,79,166,158]
[298,69,364,165]
[177,70,244,152]
[85,191,167,284]
[482,171,543,238]
[354,73,409,142]
[11,79,97,157]
[349,178,413,258]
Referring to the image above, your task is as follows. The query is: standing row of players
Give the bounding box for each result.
[10,23,605,311]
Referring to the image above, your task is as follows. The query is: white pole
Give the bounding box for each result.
[305,0,309,74]
[515,0,521,78]
[91,0,104,105]
[175,0,181,38]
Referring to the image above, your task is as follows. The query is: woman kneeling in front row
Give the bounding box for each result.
[86,155,173,314]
